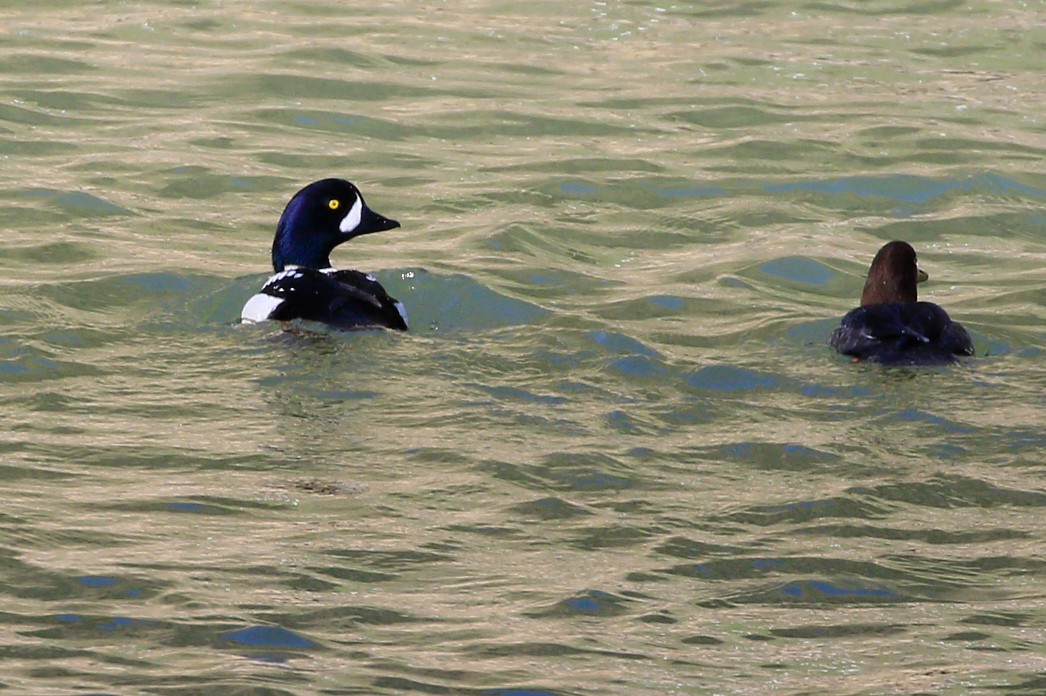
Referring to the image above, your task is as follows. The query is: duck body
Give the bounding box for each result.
[242,267,407,331]
[829,241,973,365]
[830,301,972,365]
[240,178,408,331]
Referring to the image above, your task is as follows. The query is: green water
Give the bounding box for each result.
[2,1,1044,694]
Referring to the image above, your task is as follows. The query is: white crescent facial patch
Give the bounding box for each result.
[339,196,363,234]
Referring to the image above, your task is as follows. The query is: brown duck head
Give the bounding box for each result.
[859,240,929,307]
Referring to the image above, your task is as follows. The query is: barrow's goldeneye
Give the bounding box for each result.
[240,178,408,331]
[829,240,973,365]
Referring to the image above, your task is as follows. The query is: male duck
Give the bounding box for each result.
[829,241,973,365]
[241,178,408,331]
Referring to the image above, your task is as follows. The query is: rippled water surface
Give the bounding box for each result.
[3,1,1045,694]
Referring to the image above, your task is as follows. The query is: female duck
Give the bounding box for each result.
[830,241,973,365]
[241,178,408,330]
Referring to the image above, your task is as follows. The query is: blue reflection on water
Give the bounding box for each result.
[759,257,835,286]
[560,181,599,195]
[78,576,117,588]
[219,625,315,649]
[752,558,784,569]
[890,408,975,434]
[780,580,896,599]
[607,355,667,378]
[567,596,602,613]
[765,172,1045,204]
[99,616,135,631]
[685,365,780,392]
[647,295,685,310]
[589,330,660,358]
[165,501,206,513]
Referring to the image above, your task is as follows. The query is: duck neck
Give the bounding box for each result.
[860,268,918,306]
[271,226,335,272]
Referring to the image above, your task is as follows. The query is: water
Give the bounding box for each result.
[2,1,1044,694]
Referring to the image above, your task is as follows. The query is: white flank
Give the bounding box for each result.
[241,293,285,323]
[339,196,363,234]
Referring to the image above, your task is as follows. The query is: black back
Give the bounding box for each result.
[830,301,973,365]
[262,269,407,331]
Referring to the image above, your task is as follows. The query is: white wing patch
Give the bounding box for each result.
[241,292,285,323]
[339,196,363,234]
[267,268,304,283]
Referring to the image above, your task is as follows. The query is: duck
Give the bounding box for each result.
[829,240,973,365]
[240,178,408,331]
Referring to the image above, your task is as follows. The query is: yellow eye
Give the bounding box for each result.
[328,199,340,210]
